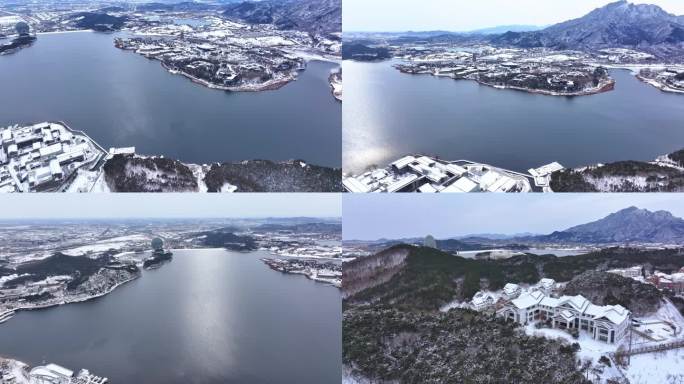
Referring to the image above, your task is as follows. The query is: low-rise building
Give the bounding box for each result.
[471,291,495,311]
[503,283,521,299]
[647,271,684,294]
[538,278,556,294]
[497,291,630,344]
[607,266,643,279]
[343,155,535,193]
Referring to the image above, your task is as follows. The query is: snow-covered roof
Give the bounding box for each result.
[30,364,74,379]
[391,155,416,170]
[556,295,590,312]
[503,283,521,295]
[472,291,494,306]
[442,176,479,193]
[558,309,576,322]
[593,305,630,325]
[418,183,438,193]
[511,290,544,309]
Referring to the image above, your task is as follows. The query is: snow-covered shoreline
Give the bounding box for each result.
[0,273,140,325]
[35,29,93,35]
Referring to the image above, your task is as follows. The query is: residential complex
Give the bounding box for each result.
[610,265,684,295]
[0,359,108,384]
[497,290,631,344]
[343,155,539,193]
[0,122,106,192]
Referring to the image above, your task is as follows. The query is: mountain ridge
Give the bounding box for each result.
[526,206,684,244]
[490,0,684,58]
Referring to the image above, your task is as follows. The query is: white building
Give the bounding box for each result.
[342,155,533,193]
[497,292,630,344]
[503,283,521,299]
[471,291,495,311]
[538,278,556,294]
[30,363,73,383]
[607,266,642,279]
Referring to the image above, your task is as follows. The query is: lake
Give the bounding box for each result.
[343,59,684,173]
[0,249,341,383]
[0,31,341,167]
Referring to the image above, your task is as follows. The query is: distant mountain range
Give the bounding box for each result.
[466,25,544,35]
[521,207,684,244]
[351,207,684,248]
[350,1,684,60]
[222,0,341,35]
[490,1,684,58]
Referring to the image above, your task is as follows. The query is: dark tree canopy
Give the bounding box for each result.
[151,237,164,251]
[15,21,30,35]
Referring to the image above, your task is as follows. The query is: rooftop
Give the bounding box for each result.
[343,155,536,193]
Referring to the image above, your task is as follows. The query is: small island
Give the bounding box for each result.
[0,21,36,55]
[142,238,173,270]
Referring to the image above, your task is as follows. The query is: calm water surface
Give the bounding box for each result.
[0,32,341,167]
[0,249,341,383]
[343,59,684,173]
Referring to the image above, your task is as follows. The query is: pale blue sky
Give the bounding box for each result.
[344,0,684,32]
[0,194,341,219]
[342,194,684,240]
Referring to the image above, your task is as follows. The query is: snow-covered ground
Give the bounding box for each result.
[65,169,109,193]
[623,348,684,384]
[439,299,470,312]
[585,175,649,191]
[61,234,149,256]
[523,300,684,383]
[219,182,238,193]
[524,323,626,383]
[188,164,208,193]
[525,323,619,361]
[633,300,684,343]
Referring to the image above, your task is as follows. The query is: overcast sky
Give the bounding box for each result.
[343,194,684,240]
[0,194,340,219]
[344,0,684,32]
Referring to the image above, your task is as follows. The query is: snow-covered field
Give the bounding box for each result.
[624,348,684,384]
[61,234,149,256]
[524,323,619,361]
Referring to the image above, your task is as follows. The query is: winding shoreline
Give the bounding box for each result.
[0,274,140,325]
[396,66,617,97]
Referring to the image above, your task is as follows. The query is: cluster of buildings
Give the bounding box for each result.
[0,122,105,192]
[261,258,342,287]
[394,46,616,96]
[528,162,564,191]
[0,275,70,306]
[114,36,306,91]
[1,360,107,384]
[30,364,107,384]
[343,155,535,193]
[470,279,631,344]
[609,265,684,295]
[113,13,340,93]
[637,66,684,93]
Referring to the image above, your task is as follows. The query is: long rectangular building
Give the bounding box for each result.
[497,290,630,344]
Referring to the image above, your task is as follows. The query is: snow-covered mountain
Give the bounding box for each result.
[491,1,684,58]
[532,206,684,244]
[222,0,341,35]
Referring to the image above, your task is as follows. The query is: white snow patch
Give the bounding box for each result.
[623,348,684,384]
